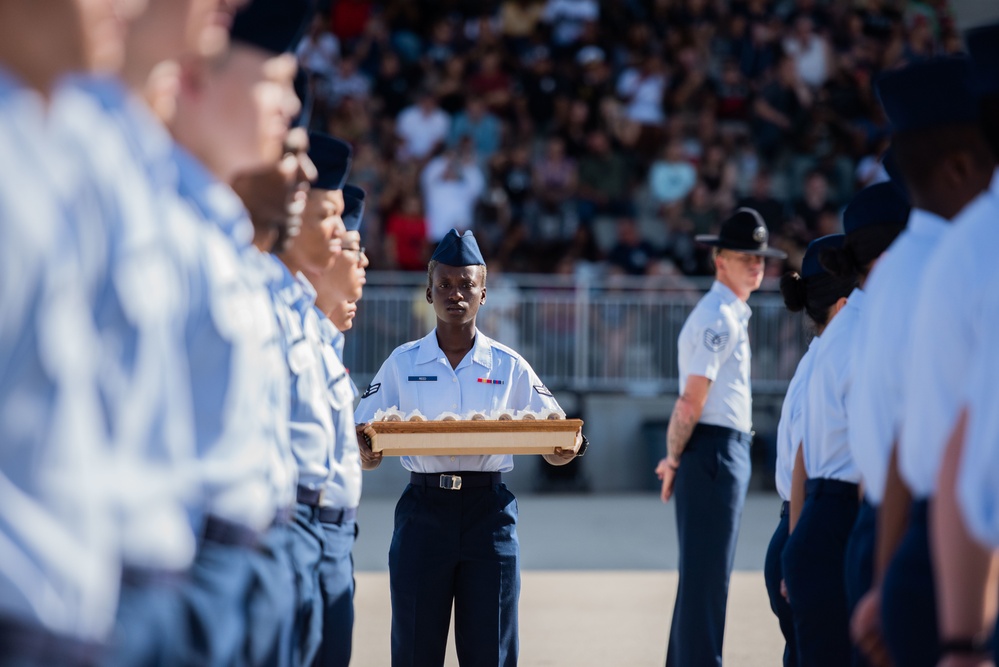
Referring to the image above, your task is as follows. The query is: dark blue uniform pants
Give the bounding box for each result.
[666,424,752,667]
[244,523,296,667]
[0,616,102,667]
[288,503,327,667]
[844,499,876,667]
[389,475,520,667]
[764,503,797,667]
[313,514,358,667]
[103,572,191,667]
[782,478,859,667]
[881,499,939,667]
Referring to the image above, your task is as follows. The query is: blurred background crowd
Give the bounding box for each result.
[295,0,958,278]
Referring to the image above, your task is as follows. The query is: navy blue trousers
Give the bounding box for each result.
[313,515,358,667]
[844,499,876,667]
[764,503,797,667]
[244,523,296,667]
[666,424,752,667]
[103,574,191,667]
[288,503,327,667]
[389,478,520,667]
[881,499,939,667]
[782,479,859,667]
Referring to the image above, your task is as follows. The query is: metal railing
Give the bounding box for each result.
[343,272,809,396]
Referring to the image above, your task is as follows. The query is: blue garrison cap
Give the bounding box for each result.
[966,22,999,95]
[231,0,315,55]
[307,133,351,191]
[876,56,979,133]
[342,185,366,232]
[431,229,485,266]
[843,182,911,235]
[802,234,845,279]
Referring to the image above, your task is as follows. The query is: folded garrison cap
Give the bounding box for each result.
[431,229,485,266]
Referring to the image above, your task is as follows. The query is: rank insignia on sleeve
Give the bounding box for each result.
[477,378,505,385]
[533,384,553,397]
[361,383,380,399]
[703,328,729,353]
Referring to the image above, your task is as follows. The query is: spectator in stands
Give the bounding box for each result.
[607,218,659,277]
[297,14,340,91]
[371,50,413,119]
[649,141,697,208]
[577,130,634,225]
[449,97,502,162]
[542,0,599,51]
[395,89,450,160]
[468,49,513,114]
[532,137,578,237]
[384,194,428,271]
[616,49,668,153]
[752,54,814,163]
[420,140,485,243]
[782,13,832,89]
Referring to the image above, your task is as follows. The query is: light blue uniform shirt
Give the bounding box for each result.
[677,281,753,434]
[775,338,819,501]
[847,209,949,504]
[317,317,362,509]
[0,69,119,642]
[172,146,281,532]
[355,328,564,473]
[51,77,197,571]
[900,170,999,499]
[803,288,864,483]
[959,259,999,546]
[270,259,333,490]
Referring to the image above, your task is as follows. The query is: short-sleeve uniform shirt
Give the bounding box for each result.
[803,288,864,483]
[900,170,999,499]
[848,209,948,504]
[316,316,362,510]
[355,328,563,473]
[959,270,999,547]
[677,281,753,434]
[775,338,819,501]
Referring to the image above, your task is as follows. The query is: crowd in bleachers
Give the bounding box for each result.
[297,0,960,276]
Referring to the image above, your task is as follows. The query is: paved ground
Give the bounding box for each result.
[349,492,785,666]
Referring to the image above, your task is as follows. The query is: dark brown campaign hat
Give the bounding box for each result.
[695,208,787,259]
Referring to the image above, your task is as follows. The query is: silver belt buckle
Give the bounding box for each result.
[439,474,462,491]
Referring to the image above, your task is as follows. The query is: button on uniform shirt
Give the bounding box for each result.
[317,317,362,510]
[51,76,197,572]
[0,69,119,642]
[677,281,753,434]
[355,329,564,473]
[270,259,333,490]
[775,339,819,501]
[172,145,280,532]
[848,209,949,505]
[900,170,999,499]
[958,268,999,547]
[803,288,864,482]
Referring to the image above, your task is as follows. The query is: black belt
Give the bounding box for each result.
[121,565,187,589]
[780,500,789,518]
[318,506,358,525]
[202,514,260,549]
[297,485,324,507]
[806,478,859,497]
[410,471,502,491]
[690,423,753,444]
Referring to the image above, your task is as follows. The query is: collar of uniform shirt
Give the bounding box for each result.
[710,280,752,321]
[415,327,493,370]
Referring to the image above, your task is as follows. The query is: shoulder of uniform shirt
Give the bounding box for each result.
[387,338,423,359]
[479,334,529,365]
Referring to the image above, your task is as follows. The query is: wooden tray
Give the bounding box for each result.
[368,419,584,456]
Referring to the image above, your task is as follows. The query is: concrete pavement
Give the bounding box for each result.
[349,492,786,665]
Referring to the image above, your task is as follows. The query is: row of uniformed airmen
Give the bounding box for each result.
[0,2,586,667]
[764,22,999,667]
[0,0,380,665]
